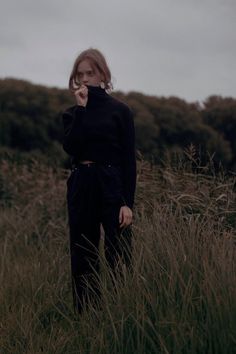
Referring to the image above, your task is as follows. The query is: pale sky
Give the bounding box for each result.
[1,0,235,102]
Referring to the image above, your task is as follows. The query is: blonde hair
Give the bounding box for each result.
[69,48,113,92]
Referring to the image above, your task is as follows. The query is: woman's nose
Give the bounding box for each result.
[81,75,88,84]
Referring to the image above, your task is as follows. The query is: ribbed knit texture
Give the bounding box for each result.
[62,85,136,209]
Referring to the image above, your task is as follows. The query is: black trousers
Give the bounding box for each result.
[66,162,132,313]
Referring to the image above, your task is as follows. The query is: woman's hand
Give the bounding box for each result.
[119,205,133,228]
[72,81,88,107]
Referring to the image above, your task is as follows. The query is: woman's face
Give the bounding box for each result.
[76,59,103,87]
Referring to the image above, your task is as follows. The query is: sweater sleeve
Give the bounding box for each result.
[62,105,86,155]
[121,107,137,210]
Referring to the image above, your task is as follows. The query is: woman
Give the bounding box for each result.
[62,48,136,313]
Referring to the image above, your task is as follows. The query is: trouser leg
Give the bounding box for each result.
[102,202,133,271]
[99,164,133,271]
[66,165,101,313]
[69,217,101,313]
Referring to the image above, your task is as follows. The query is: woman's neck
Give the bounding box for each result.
[86,85,110,107]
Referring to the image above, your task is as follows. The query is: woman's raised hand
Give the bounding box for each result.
[72,80,88,107]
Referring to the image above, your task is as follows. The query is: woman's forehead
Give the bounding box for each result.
[77,59,97,72]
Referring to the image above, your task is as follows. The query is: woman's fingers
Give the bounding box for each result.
[74,85,88,106]
[119,206,133,228]
[119,208,123,224]
[71,78,80,91]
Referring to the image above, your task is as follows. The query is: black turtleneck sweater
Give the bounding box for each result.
[62,85,136,209]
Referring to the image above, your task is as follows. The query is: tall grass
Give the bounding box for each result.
[0,155,235,353]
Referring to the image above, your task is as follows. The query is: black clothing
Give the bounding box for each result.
[62,85,136,209]
[62,85,136,313]
[67,162,132,313]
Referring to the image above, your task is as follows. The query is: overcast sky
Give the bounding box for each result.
[1,0,235,102]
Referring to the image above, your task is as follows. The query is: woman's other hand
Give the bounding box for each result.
[119,206,133,228]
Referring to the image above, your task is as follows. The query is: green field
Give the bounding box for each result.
[0,156,235,353]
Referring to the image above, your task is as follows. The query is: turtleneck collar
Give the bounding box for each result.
[86,85,110,107]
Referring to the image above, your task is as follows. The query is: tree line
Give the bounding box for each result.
[0,78,235,170]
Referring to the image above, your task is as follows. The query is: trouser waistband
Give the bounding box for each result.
[71,162,120,171]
